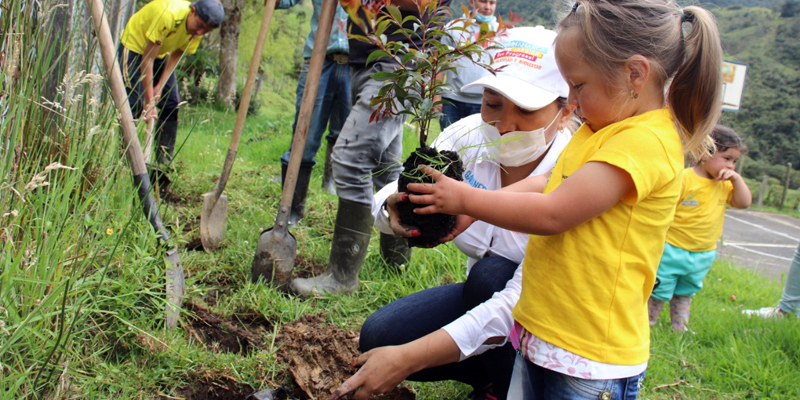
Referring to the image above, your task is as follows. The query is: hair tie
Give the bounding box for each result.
[572,2,579,13]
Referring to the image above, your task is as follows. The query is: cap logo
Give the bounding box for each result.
[494,39,549,70]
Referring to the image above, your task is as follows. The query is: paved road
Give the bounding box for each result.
[719,209,800,280]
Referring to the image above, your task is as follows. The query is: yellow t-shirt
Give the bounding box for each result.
[512,108,684,365]
[666,168,734,252]
[120,0,202,59]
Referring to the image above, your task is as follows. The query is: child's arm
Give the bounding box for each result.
[718,168,752,209]
[408,161,634,236]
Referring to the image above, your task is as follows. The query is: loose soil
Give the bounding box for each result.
[292,255,327,280]
[185,302,271,355]
[163,376,255,400]
[275,313,415,400]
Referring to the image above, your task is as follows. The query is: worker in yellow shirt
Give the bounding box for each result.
[120,0,224,165]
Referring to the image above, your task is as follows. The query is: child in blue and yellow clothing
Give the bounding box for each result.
[649,125,752,331]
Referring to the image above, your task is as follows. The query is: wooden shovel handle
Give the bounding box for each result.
[143,118,155,164]
[275,0,338,228]
[90,0,169,242]
[212,0,278,199]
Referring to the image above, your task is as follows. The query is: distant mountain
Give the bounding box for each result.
[447,0,800,174]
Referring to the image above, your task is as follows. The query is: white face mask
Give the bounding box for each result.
[480,111,561,167]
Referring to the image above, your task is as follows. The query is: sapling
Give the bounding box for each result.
[342,0,507,246]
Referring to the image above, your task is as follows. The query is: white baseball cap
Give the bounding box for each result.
[462,26,569,111]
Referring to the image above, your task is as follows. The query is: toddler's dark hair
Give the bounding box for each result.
[711,124,746,154]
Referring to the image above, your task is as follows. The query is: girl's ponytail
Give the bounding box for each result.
[668,6,723,163]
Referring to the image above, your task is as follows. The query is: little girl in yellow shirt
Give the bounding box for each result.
[649,125,752,332]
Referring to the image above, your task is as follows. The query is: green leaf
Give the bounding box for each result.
[371,71,397,82]
[387,4,403,23]
[366,50,390,66]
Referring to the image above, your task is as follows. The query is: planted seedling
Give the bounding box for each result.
[343,0,507,246]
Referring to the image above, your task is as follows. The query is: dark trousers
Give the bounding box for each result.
[359,256,519,398]
[118,46,181,123]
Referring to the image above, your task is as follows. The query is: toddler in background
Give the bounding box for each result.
[649,124,752,331]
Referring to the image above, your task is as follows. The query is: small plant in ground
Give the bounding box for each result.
[342,0,507,246]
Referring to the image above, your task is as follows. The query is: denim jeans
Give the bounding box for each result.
[439,98,482,130]
[507,354,645,400]
[779,242,800,315]
[331,60,405,205]
[281,57,351,168]
[359,256,519,398]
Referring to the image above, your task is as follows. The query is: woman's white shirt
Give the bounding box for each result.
[372,113,571,273]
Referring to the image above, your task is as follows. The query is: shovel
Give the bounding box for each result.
[200,0,278,251]
[251,0,338,288]
[90,0,184,329]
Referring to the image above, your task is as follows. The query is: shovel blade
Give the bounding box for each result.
[251,226,296,289]
[164,246,185,329]
[200,192,228,251]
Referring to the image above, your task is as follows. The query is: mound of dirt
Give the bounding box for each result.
[276,313,415,400]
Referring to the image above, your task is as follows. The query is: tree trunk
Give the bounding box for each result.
[216,0,242,109]
[107,0,135,44]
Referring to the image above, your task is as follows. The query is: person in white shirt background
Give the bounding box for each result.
[360,26,578,400]
[436,0,500,130]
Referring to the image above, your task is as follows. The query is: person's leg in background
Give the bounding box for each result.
[290,60,404,296]
[321,59,351,195]
[744,241,800,318]
[669,249,715,332]
[439,99,482,131]
[649,242,682,327]
[153,58,180,166]
[280,58,338,225]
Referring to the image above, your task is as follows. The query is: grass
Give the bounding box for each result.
[1,11,798,397]
[2,95,798,398]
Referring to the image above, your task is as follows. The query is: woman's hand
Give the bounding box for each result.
[406,166,471,216]
[327,346,413,400]
[385,192,421,238]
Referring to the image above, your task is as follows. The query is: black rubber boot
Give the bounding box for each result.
[281,163,313,226]
[379,232,412,269]
[155,119,178,165]
[321,143,337,195]
[290,198,374,296]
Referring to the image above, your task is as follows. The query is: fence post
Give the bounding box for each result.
[757,174,768,208]
[780,162,792,210]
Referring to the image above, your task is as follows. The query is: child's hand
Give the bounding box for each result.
[437,214,477,244]
[717,168,741,182]
[406,165,470,216]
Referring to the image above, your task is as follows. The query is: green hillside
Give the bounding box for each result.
[447,0,800,181]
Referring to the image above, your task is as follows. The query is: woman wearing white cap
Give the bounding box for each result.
[334,26,577,400]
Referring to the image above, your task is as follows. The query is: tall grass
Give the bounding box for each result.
[1,1,172,398]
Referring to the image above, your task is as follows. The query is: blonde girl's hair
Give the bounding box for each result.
[557,0,723,162]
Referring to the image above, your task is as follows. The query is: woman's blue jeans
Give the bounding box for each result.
[359,256,518,398]
[507,354,645,400]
